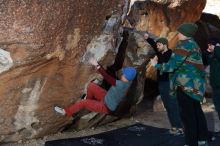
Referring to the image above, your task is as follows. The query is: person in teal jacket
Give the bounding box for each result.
[150,23,208,146]
[206,37,220,130]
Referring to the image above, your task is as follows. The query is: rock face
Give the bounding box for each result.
[128,0,206,48]
[0,0,129,142]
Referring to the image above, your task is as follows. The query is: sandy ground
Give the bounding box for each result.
[2,98,220,146]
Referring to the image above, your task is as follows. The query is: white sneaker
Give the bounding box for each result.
[54,106,66,115]
[169,127,184,136]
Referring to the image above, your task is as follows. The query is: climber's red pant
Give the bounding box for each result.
[64,82,111,117]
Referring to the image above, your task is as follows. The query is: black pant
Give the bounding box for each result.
[176,87,208,146]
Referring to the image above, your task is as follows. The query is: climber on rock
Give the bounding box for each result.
[54,57,136,117]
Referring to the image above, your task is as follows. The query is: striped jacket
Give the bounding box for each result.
[155,38,205,101]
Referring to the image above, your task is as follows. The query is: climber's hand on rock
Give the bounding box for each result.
[143,33,149,39]
[89,57,98,66]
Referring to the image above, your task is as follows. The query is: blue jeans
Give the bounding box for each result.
[159,81,182,128]
[212,88,220,120]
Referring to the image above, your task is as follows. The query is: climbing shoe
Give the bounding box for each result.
[54,106,66,115]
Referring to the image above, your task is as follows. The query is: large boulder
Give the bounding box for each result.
[128,0,206,48]
[0,0,129,142]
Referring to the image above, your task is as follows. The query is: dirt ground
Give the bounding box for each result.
[2,98,220,146]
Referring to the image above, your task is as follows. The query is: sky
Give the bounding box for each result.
[203,0,220,16]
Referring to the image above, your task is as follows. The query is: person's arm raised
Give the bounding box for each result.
[144,33,159,54]
[89,57,116,86]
